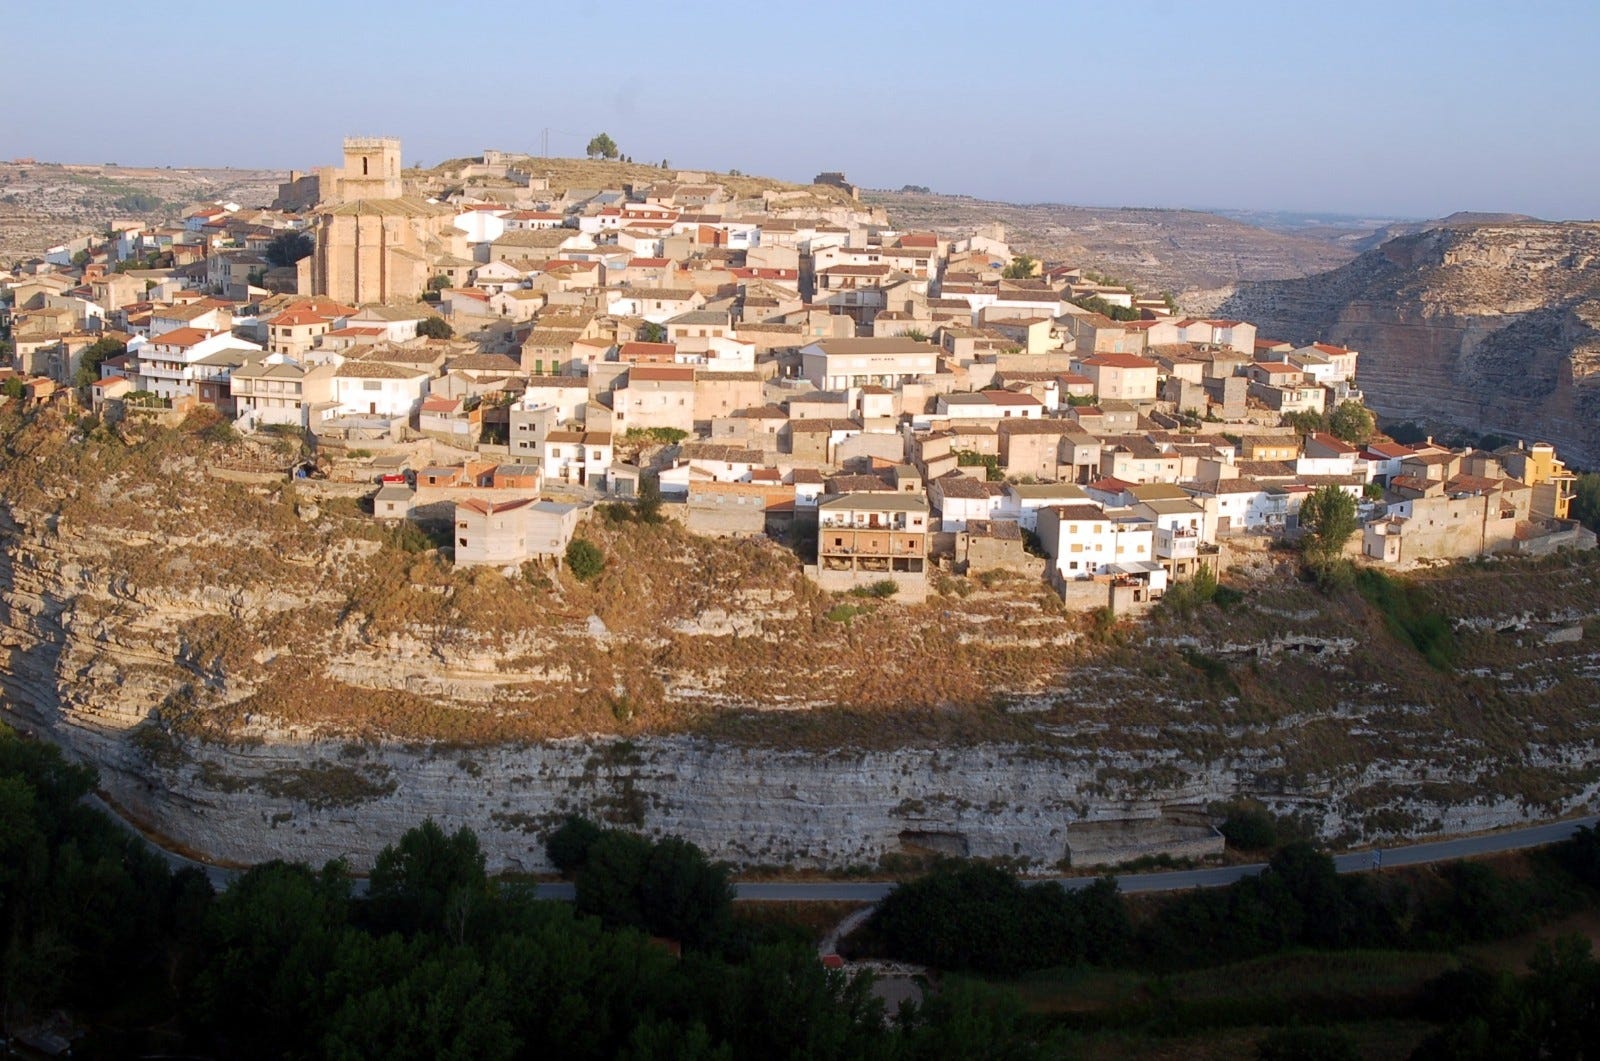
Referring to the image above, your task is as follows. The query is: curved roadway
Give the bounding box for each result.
[89,794,1594,902]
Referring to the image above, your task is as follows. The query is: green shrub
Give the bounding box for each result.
[869,863,1131,975]
[622,426,688,445]
[545,814,604,874]
[1219,806,1279,851]
[952,450,1003,481]
[850,580,898,599]
[1181,647,1236,692]
[566,538,604,581]
[1354,568,1456,669]
[634,474,665,524]
[1554,824,1600,887]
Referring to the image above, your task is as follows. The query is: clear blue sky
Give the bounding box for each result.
[8,1,1598,219]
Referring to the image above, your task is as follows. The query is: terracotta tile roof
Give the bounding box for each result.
[457,497,537,516]
[934,473,990,499]
[151,327,216,349]
[270,308,332,327]
[618,341,677,360]
[980,389,1042,406]
[334,360,425,379]
[1051,503,1111,522]
[791,417,861,434]
[1081,353,1158,370]
[1307,432,1358,454]
[627,366,696,382]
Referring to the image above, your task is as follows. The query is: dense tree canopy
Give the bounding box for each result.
[416,316,454,340]
[1071,294,1142,321]
[73,335,127,388]
[265,230,315,268]
[1327,400,1376,445]
[586,133,620,160]
[1573,472,1600,533]
[0,733,1053,1058]
[869,862,1130,975]
[1298,484,1359,566]
[11,725,1600,1057]
[1001,255,1037,279]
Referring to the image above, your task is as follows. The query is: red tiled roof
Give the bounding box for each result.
[1052,503,1111,521]
[152,327,216,349]
[1081,354,1157,370]
[1308,432,1358,454]
[270,308,332,327]
[628,365,695,382]
[618,341,677,360]
[980,389,1043,406]
[457,496,536,516]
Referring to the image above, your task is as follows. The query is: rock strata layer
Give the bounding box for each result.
[1223,223,1600,466]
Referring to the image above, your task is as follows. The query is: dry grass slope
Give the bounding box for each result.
[2,405,1599,827]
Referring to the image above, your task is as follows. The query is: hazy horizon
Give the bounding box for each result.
[9,1,1597,221]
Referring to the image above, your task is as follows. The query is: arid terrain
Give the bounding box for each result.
[2,156,1358,315]
[0,161,283,264]
[1222,221,1600,466]
[866,190,1359,311]
[1,408,1597,872]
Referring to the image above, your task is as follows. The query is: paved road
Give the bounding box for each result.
[90,791,1596,902]
[532,814,1600,902]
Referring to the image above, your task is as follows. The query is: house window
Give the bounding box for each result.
[459,538,468,546]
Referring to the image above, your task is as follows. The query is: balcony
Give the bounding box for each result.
[819,529,926,560]
[1155,527,1199,560]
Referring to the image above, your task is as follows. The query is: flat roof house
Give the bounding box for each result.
[799,337,940,391]
[813,492,930,601]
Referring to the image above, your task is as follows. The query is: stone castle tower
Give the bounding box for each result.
[339,136,402,201]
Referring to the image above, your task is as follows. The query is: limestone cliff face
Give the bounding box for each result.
[1222,223,1600,465]
[4,494,1600,872]
[3,417,1600,872]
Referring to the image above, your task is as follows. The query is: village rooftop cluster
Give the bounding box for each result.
[0,139,1591,608]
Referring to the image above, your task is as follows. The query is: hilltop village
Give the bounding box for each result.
[1,139,1591,608]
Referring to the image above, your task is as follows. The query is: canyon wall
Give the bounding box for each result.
[5,482,1600,874]
[1222,223,1600,467]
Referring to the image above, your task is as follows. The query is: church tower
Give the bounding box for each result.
[339,137,402,201]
